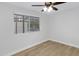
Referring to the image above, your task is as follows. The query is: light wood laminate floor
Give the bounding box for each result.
[14,40,79,56]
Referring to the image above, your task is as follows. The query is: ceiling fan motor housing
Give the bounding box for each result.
[45,2,53,7]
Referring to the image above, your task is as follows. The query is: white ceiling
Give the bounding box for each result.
[7,2,79,15]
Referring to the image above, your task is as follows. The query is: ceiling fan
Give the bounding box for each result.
[32,2,66,12]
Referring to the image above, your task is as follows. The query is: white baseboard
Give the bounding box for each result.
[49,39,79,48]
[6,39,48,56]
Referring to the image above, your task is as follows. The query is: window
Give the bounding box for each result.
[14,14,40,34]
[30,16,39,31]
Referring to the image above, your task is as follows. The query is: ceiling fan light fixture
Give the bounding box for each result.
[48,6,52,12]
[43,6,47,11]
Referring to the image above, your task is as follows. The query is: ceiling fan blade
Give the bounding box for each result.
[53,7,58,11]
[32,5,45,6]
[53,2,66,5]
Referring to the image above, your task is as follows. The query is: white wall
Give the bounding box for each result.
[0,3,49,56]
[49,7,79,48]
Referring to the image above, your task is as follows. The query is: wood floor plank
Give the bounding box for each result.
[13,40,79,56]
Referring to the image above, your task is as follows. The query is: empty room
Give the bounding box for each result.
[1,2,79,56]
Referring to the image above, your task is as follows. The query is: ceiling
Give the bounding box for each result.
[7,2,79,15]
